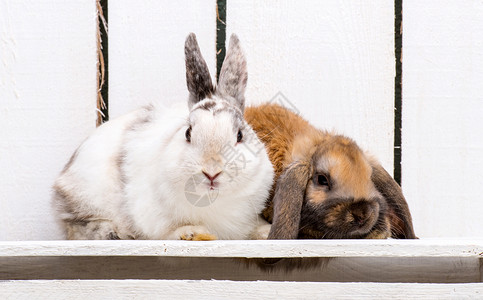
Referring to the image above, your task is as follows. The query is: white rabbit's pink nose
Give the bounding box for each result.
[202,171,222,183]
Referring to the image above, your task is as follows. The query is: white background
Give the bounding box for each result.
[1,0,482,240]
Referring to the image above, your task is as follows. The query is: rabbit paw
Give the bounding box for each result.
[250,223,272,240]
[248,215,272,240]
[66,219,120,240]
[366,229,391,239]
[174,225,217,241]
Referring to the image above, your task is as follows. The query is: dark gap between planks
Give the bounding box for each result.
[394,0,403,185]
[216,0,227,81]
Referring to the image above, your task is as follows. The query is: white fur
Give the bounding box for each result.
[53,101,274,240]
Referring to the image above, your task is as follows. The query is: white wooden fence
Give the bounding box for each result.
[2,0,482,241]
[1,0,483,297]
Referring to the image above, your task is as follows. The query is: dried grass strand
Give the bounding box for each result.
[96,0,107,126]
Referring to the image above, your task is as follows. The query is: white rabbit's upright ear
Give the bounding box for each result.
[217,34,247,112]
[185,33,214,108]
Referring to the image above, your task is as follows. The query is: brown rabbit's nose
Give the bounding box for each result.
[352,211,369,226]
[202,171,222,183]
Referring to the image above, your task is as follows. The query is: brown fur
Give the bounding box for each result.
[245,103,416,239]
[305,185,328,205]
[370,160,416,238]
[269,161,312,239]
[245,104,315,222]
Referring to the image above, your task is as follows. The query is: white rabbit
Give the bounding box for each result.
[52,33,274,241]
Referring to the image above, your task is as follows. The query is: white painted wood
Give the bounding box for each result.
[227,0,396,172]
[0,239,482,258]
[1,280,482,299]
[2,0,481,248]
[1,255,479,283]
[402,0,483,237]
[0,0,98,240]
[108,0,216,118]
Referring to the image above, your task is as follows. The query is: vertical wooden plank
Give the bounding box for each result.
[227,1,396,172]
[109,0,217,118]
[0,1,98,240]
[403,0,483,237]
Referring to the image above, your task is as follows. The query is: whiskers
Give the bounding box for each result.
[176,158,201,180]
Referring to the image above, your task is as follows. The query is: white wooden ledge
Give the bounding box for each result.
[1,280,483,300]
[1,239,482,298]
[0,239,482,258]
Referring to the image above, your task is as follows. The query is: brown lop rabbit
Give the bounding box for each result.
[245,103,416,239]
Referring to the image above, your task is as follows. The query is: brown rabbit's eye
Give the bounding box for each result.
[316,174,330,188]
[237,130,243,143]
[185,126,192,143]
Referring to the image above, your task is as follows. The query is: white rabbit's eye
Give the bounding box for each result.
[185,126,192,143]
[237,130,243,143]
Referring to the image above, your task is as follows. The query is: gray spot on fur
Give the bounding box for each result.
[117,152,127,185]
[52,187,96,227]
[117,105,155,186]
[196,100,217,111]
[213,106,244,132]
[108,232,120,240]
[193,100,244,132]
[126,105,154,132]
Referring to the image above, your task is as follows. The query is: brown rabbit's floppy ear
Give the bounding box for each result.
[216,34,247,112]
[370,162,417,239]
[268,161,312,240]
[185,33,214,108]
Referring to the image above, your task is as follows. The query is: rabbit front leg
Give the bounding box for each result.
[365,217,391,239]
[168,225,217,241]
